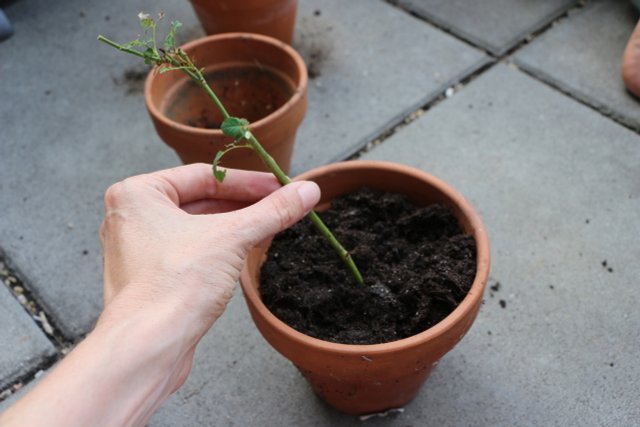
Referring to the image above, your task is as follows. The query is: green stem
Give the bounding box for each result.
[152,24,157,53]
[246,134,364,285]
[308,212,364,284]
[186,57,231,120]
[97,35,147,59]
[97,34,364,285]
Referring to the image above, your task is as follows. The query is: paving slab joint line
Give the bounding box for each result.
[0,255,74,352]
[383,0,587,60]
[349,59,497,159]
[511,61,640,134]
[383,0,492,54]
[497,0,587,59]
[0,353,59,403]
[353,0,636,157]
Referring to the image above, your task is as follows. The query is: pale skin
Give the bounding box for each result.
[0,163,321,427]
[622,19,640,98]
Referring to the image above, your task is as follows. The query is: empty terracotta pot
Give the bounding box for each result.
[240,160,491,415]
[189,0,298,44]
[144,33,308,174]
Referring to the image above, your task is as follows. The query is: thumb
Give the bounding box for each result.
[232,180,321,246]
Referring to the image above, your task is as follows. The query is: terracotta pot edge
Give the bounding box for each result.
[144,32,308,137]
[239,160,491,355]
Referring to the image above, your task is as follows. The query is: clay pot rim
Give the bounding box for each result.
[144,32,308,136]
[240,160,491,356]
[190,0,295,8]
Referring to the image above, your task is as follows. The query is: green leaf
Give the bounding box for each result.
[164,20,182,50]
[138,12,155,30]
[212,150,227,182]
[221,117,250,141]
[122,39,145,50]
[211,144,255,182]
[143,47,157,65]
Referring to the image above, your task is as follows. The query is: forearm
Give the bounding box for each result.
[0,302,195,427]
[0,165,318,426]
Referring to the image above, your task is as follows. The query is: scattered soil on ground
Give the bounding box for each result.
[294,11,333,79]
[260,188,477,345]
[113,66,148,95]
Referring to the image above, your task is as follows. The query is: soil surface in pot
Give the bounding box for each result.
[165,64,294,129]
[260,188,477,345]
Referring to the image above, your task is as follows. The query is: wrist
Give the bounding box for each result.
[1,300,196,427]
[83,315,185,426]
[94,305,196,422]
[101,274,235,342]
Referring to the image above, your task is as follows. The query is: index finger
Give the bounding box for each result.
[143,163,283,206]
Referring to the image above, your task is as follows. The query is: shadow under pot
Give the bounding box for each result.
[189,0,298,44]
[144,33,308,174]
[240,160,491,415]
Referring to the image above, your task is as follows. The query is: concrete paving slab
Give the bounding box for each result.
[290,0,490,174]
[392,0,577,55]
[0,282,56,391]
[514,0,640,131]
[0,371,39,412]
[0,0,202,339]
[363,63,640,426]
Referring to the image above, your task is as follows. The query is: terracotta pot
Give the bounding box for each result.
[189,0,298,44]
[144,33,308,174]
[240,160,491,415]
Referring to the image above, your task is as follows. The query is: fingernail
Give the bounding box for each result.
[296,181,321,211]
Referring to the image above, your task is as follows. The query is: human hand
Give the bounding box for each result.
[97,162,320,390]
[0,164,320,427]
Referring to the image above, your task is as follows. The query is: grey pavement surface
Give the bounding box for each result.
[290,0,489,172]
[515,0,640,131]
[1,0,639,425]
[392,0,578,55]
[0,0,196,340]
[0,265,55,391]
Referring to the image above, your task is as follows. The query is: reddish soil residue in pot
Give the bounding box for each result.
[164,65,294,129]
[260,188,477,345]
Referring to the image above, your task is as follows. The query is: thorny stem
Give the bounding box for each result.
[97,32,364,285]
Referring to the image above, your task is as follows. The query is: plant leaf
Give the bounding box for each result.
[143,47,157,65]
[138,12,155,30]
[212,144,255,182]
[164,20,182,50]
[212,150,227,182]
[122,38,146,49]
[221,117,250,141]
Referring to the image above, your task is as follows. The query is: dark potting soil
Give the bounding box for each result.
[260,188,477,345]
